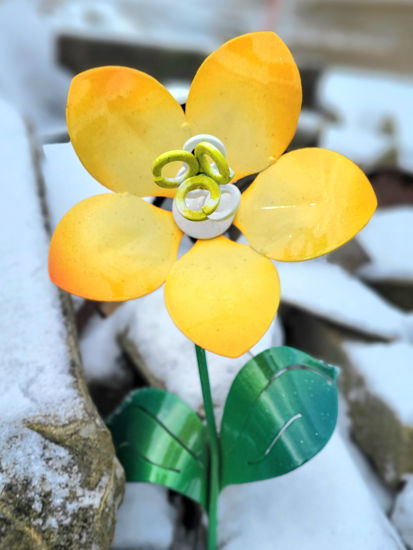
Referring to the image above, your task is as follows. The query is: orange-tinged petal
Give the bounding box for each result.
[185,32,302,179]
[49,194,182,301]
[235,148,377,261]
[164,236,280,357]
[67,66,191,197]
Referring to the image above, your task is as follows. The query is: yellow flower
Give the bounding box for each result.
[49,32,376,358]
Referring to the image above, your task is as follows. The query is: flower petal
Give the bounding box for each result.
[164,236,280,357]
[185,32,302,179]
[49,194,182,301]
[235,148,377,261]
[67,66,191,197]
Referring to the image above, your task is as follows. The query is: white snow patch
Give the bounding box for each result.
[164,80,190,105]
[392,474,413,548]
[317,68,413,172]
[219,432,404,550]
[112,484,176,549]
[42,142,107,230]
[319,125,394,168]
[79,302,134,383]
[343,341,413,426]
[357,206,413,282]
[274,257,407,341]
[0,0,70,138]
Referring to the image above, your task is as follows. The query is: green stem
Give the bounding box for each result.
[195,345,220,550]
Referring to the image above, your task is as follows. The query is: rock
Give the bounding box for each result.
[343,341,413,487]
[79,302,137,417]
[357,207,413,283]
[291,108,323,149]
[275,257,408,341]
[218,432,405,550]
[326,239,370,274]
[357,206,413,311]
[0,98,124,549]
[50,0,267,78]
[278,0,413,74]
[337,395,393,515]
[366,169,413,208]
[392,475,413,548]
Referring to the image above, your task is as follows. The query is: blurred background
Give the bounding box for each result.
[1,1,413,549]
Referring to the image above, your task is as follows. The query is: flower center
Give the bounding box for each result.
[152,134,241,239]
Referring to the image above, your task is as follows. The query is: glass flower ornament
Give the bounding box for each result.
[49,31,376,359]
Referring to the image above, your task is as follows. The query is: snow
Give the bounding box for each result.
[0,0,70,138]
[164,80,190,105]
[43,142,108,230]
[112,484,176,549]
[317,68,413,172]
[343,341,413,426]
[274,257,407,341]
[218,431,405,550]
[319,125,394,169]
[0,99,83,424]
[392,474,413,548]
[79,302,133,383]
[357,207,413,282]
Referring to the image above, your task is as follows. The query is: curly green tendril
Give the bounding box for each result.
[152,150,199,189]
[152,141,232,221]
[175,175,221,221]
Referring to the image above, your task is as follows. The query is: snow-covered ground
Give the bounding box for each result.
[219,432,403,550]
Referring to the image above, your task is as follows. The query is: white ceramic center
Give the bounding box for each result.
[173,184,241,239]
[171,134,240,239]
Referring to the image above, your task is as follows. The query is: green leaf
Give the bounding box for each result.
[220,346,339,487]
[106,388,208,508]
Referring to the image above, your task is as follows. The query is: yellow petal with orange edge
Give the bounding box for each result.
[235,148,377,261]
[164,236,280,358]
[67,66,191,197]
[49,194,182,301]
[185,32,302,179]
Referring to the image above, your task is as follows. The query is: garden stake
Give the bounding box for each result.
[49,31,377,549]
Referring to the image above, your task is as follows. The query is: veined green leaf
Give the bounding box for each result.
[220,346,339,487]
[106,388,208,507]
